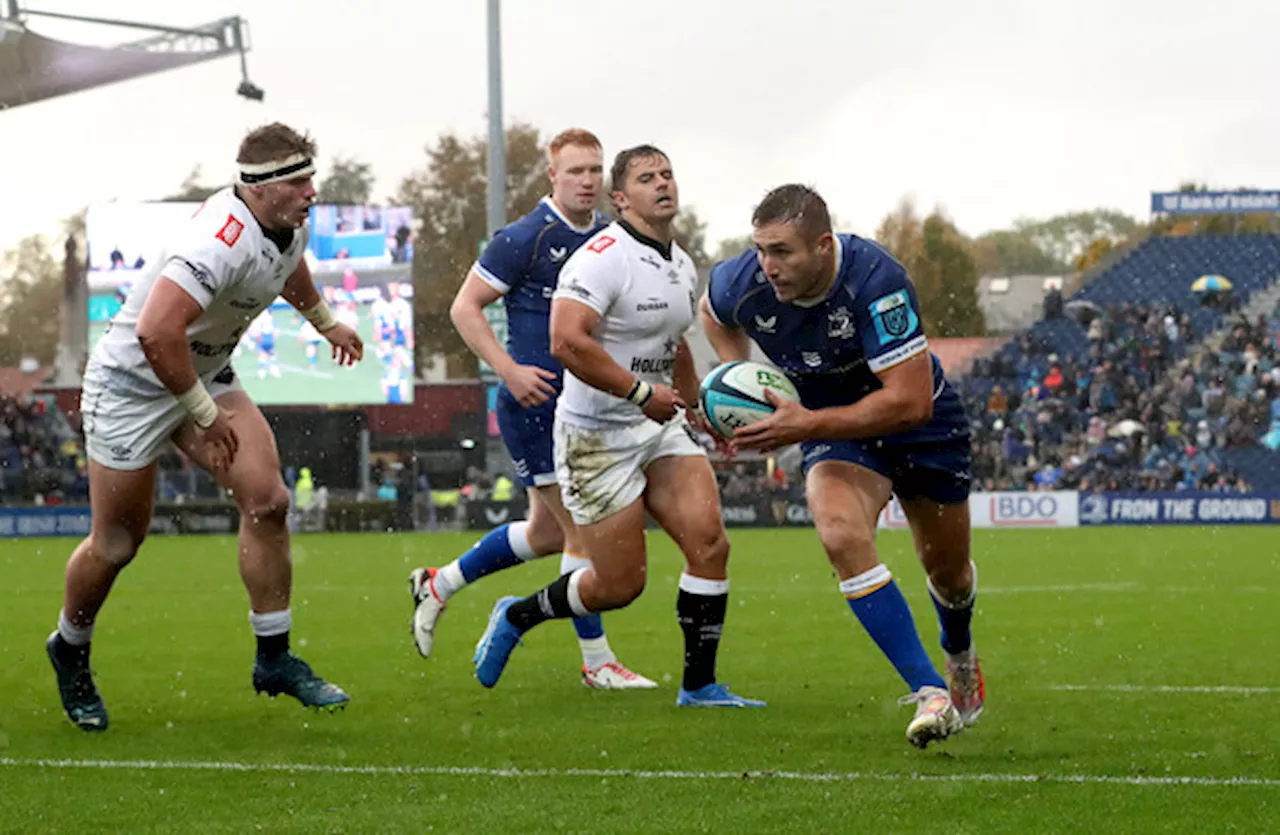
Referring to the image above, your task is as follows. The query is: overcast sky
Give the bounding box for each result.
[2,0,1278,256]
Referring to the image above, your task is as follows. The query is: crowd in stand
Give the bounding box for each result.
[959,300,1280,493]
[11,296,1280,507]
[0,394,88,504]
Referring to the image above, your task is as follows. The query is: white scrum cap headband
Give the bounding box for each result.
[238,152,316,186]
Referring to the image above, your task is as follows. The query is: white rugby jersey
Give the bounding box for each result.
[552,220,698,429]
[89,187,308,397]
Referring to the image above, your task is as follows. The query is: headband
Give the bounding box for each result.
[238,153,316,186]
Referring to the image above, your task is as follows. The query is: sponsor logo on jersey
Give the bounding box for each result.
[587,236,616,254]
[563,280,594,302]
[630,356,675,374]
[549,246,567,262]
[754,314,777,334]
[636,298,669,312]
[190,338,240,358]
[870,290,919,345]
[639,254,663,270]
[216,215,244,248]
[229,298,259,310]
[802,351,822,367]
[827,306,855,339]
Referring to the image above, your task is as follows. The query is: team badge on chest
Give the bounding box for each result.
[827,306,855,339]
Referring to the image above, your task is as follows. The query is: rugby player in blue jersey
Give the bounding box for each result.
[700,184,983,747]
[408,129,655,689]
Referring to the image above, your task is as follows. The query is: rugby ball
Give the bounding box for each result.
[699,361,800,438]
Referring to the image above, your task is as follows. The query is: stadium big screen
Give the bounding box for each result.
[85,201,416,406]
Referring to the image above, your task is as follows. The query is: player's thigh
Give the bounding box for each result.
[80,365,189,473]
[171,390,290,517]
[553,420,650,530]
[526,484,571,555]
[643,451,728,577]
[87,458,159,563]
[891,441,973,581]
[804,458,893,579]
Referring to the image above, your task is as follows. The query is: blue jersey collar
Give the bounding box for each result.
[541,196,598,234]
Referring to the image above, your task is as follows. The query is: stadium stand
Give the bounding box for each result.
[961,234,1280,492]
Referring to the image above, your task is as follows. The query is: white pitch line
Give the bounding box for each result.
[0,757,1276,788]
[1051,684,1280,695]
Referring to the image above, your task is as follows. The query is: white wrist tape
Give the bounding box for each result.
[177,381,219,429]
[301,299,337,332]
[625,380,654,407]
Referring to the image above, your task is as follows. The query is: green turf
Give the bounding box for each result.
[88,305,406,406]
[3,528,1278,833]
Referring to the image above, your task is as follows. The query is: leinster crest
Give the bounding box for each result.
[827,306,855,339]
[870,290,919,345]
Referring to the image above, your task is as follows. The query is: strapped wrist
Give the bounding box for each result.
[177,381,218,429]
[625,379,654,407]
[301,299,337,332]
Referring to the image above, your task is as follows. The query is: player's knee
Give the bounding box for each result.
[683,526,730,575]
[928,556,973,597]
[93,525,145,568]
[816,517,876,565]
[598,566,646,608]
[238,482,291,528]
[524,514,565,556]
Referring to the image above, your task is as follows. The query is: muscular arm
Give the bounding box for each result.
[673,339,699,406]
[449,270,513,377]
[135,277,206,397]
[549,298,637,398]
[808,351,934,439]
[280,258,323,312]
[698,294,751,363]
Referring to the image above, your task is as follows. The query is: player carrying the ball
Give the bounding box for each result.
[700,184,982,749]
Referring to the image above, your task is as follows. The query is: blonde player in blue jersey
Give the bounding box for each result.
[407,129,655,689]
[700,184,983,749]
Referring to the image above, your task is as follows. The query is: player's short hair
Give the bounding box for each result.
[752,184,832,242]
[237,122,317,165]
[548,128,602,164]
[609,144,668,192]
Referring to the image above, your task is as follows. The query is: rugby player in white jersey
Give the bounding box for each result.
[472,145,762,707]
[47,123,362,731]
[409,128,654,690]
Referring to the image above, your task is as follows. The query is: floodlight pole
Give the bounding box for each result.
[485,0,506,240]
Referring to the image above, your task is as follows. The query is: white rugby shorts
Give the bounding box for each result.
[81,364,244,471]
[554,416,705,526]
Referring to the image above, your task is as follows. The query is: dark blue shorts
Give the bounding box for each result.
[800,435,972,505]
[496,393,557,488]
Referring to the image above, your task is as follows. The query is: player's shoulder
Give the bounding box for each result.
[838,234,909,297]
[710,248,759,292]
[505,198,568,242]
[182,188,257,261]
[570,222,628,263]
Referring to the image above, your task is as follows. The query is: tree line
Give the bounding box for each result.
[3,125,1276,370]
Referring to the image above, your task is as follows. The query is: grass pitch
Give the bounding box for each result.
[2,527,1278,833]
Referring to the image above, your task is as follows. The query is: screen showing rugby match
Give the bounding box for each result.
[85,201,415,406]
